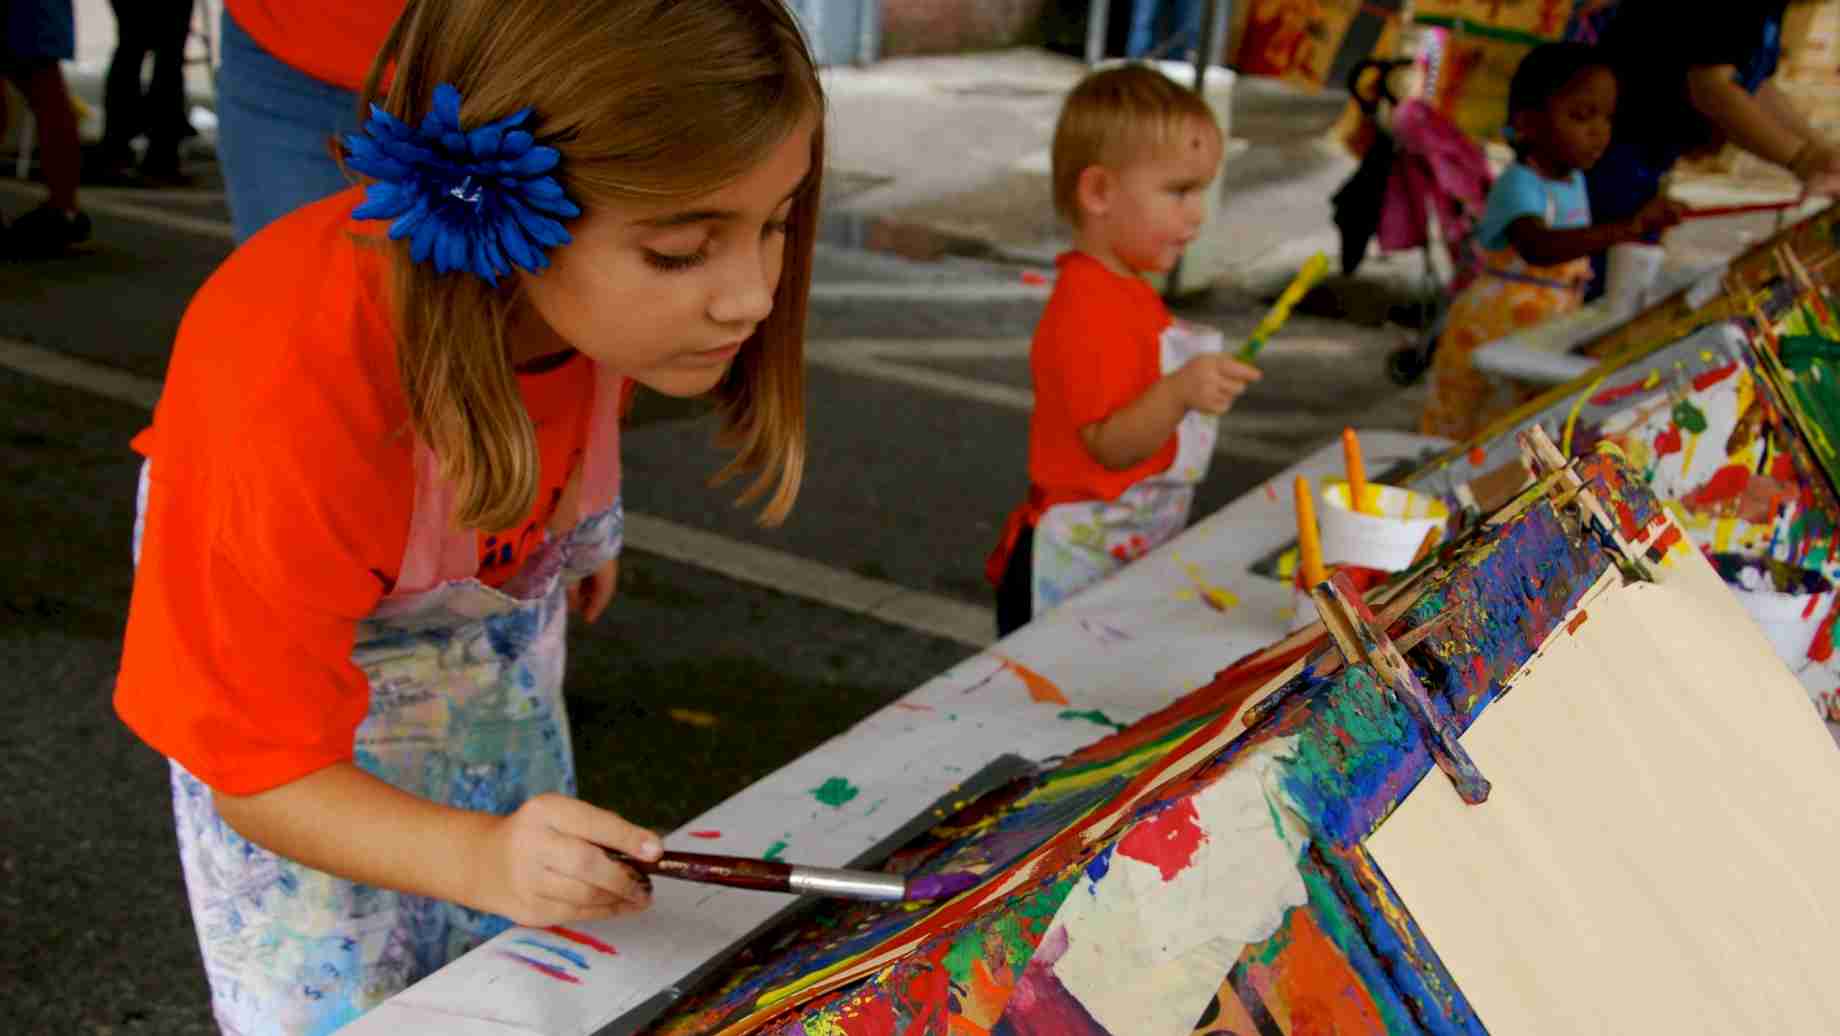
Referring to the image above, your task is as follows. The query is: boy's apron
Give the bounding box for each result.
[1421,188,1591,442]
[1029,321,1224,616]
[140,365,625,1036]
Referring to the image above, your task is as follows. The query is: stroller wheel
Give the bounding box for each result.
[1387,347,1427,386]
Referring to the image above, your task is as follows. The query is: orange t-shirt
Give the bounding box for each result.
[114,188,596,796]
[1027,251,1176,510]
[227,0,405,94]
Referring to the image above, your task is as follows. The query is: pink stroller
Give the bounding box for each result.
[1333,57,1493,385]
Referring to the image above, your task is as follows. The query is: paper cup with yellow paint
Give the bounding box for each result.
[1318,481,1449,573]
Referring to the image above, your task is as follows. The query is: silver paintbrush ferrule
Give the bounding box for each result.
[786,865,907,901]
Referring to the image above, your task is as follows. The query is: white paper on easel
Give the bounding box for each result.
[1367,548,1840,1035]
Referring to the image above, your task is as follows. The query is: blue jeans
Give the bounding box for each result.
[1128,0,1203,59]
[215,10,357,242]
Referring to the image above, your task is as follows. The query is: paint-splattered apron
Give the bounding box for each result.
[139,366,625,1036]
[1421,189,1591,442]
[1030,321,1224,615]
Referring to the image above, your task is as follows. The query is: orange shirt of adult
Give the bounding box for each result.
[114,189,596,797]
[228,0,405,92]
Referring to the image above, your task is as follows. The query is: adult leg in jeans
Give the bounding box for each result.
[215,9,358,241]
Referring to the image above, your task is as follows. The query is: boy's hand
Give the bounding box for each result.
[1627,196,1686,238]
[1176,354,1262,415]
[469,794,662,926]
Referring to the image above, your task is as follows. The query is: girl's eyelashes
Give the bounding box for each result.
[644,217,790,272]
[644,249,708,272]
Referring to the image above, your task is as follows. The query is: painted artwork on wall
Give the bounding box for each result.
[1233,0,1404,91]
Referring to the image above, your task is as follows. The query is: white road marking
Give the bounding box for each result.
[0,178,234,241]
[809,281,1050,303]
[807,338,1352,461]
[0,335,995,647]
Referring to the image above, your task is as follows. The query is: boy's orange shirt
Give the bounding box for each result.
[1028,250,1177,508]
[227,0,405,93]
[114,189,595,796]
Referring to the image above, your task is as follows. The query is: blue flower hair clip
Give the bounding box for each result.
[343,83,581,285]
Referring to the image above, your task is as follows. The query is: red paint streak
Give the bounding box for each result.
[1590,379,1650,406]
[1691,362,1739,391]
[1805,594,1823,621]
[543,925,616,955]
[833,987,899,1036]
[1021,270,1049,286]
[1649,524,1683,556]
[499,951,581,984]
[1614,499,1642,540]
[1470,656,1487,687]
[1566,610,1590,634]
[1264,481,1279,501]
[687,830,722,840]
[1810,598,1840,664]
[1653,424,1683,458]
[997,655,1070,705]
[1468,446,1488,466]
[1116,797,1209,881]
[1682,465,1751,511]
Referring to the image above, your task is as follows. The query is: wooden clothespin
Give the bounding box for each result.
[1520,425,1655,583]
[1310,570,1491,805]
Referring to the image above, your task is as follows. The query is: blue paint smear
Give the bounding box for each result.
[514,937,589,970]
[1082,845,1114,893]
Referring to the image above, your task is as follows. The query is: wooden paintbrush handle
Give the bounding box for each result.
[625,850,793,894]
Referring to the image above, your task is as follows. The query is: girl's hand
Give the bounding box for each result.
[1627,196,1686,239]
[468,793,662,927]
[568,557,619,624]
[1789,142,1840,195]
[1176,354,1263,415]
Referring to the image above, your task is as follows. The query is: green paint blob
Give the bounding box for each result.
[763,840,788,862]
[1058,709,1127,732]
[810,777,860,807]
[1672,399,1708,434]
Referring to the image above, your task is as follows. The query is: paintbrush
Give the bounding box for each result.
[1681,199,1802,221]
[603,847,981,903]
[1237,251,1330,363]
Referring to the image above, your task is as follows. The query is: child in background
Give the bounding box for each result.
[112,1,820,1030]
[1420,43,1681,441]
[987,65,1260,637]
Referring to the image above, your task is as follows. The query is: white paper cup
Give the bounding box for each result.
[1319,481,1449,573]
[1605,243,1666,314]
[1734,586,1830,666]
[1713,555,1834,666]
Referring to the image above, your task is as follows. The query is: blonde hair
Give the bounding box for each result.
[357,0,821,531]
[1051,64,1221,225]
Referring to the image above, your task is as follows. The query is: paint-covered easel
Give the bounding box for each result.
[645,445,1840,1036]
